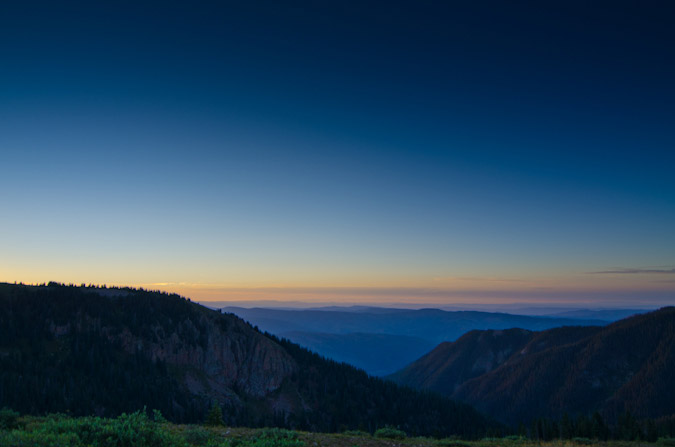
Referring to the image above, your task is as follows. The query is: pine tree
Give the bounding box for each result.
[205,402,223,426]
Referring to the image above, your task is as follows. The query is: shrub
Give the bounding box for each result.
[110,410,186,447]
[572,437,593,445]
[0,407,20,430]
[657,438,675,447]
[216,438,245,447]
[256,428,299,440]
[184,427,214,445]
[153,409,168,424]
[207,438,244,447]
[0,429,80,447]
[374,426,406,440]
[34,411,186,447]
[251,428,304,447]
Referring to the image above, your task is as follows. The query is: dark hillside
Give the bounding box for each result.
[0,282,293,421]
[389,328,535,396]
[0,282,497,437]
[390,308,675,426]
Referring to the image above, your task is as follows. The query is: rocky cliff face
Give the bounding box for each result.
[197,319,296,397]
[45,290,296,400]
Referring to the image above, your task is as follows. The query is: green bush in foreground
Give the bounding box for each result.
[183,426,213,446]
[0,410,187,447]
[256,428,299,440]
[0,409,309,447]
[0,407,20,430]
[0,429,80,447]
[250,428,304,447]
[374,426,407,440]
[658,438,675,447]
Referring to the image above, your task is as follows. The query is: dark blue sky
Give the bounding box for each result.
[2,1,674,305]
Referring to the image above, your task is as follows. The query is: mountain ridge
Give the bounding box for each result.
[0,282,496,437]
[389,307,675,425]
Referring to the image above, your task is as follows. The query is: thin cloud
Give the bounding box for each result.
[589,268,675,275]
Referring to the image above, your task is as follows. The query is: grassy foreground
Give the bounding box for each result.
[1,410,673,447]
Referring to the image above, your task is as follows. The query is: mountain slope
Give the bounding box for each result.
[0,282,496,437]
[389,328,536,396]
[0,282,294,421]
[390,308,675,425]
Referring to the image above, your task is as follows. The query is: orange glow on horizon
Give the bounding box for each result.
[3,268,673,308]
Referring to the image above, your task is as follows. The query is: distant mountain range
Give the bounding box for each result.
[222,306,607,375]
[205,301,654,319]
[0,282,496,437]
[389,307,675,426]
[542,309,649,321]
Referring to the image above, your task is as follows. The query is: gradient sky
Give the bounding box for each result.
[1,1,674,307]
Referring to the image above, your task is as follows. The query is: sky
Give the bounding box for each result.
[1,1,674,307]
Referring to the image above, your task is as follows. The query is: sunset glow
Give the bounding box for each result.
[1,2,673,309]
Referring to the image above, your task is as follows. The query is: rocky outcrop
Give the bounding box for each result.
[48,299,296,400]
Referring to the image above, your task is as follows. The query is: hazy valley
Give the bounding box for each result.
[222,306,608,376]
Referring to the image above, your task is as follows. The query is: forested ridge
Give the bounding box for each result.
[391,307,675,431]
[0,282,497,437]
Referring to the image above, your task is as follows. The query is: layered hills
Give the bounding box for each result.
[223,306,605,376]
[0,282,495,437]
[390,307,675,426]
